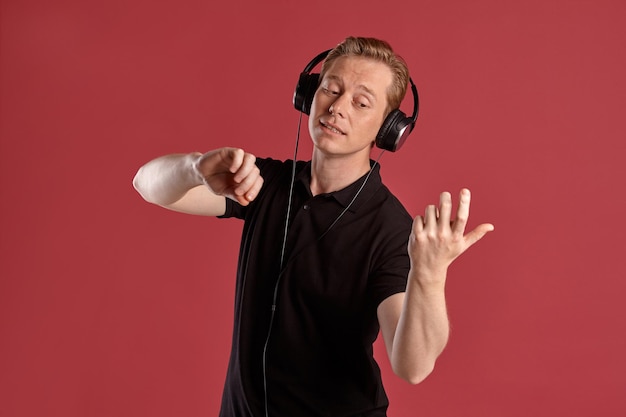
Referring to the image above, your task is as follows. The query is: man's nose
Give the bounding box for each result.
[329,94,349,117]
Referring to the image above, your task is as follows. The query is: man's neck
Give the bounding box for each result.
[309,150,372,196]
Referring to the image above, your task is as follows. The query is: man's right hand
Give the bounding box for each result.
[193,148,264,206]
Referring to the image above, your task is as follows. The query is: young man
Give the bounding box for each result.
[133,37,493,417]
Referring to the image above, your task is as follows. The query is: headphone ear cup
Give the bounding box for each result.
[293,73,320,115]
[376,110,413,152]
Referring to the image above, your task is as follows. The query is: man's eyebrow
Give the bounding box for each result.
[358,84,376,98]
[324,74,342,84]
[324,74,377,99]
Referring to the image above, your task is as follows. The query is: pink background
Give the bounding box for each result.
[1,0,625,416]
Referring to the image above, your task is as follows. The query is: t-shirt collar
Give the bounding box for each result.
[296,160,383,212]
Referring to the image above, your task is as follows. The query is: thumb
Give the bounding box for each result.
[464,223,495,248]
[222,147,245,173]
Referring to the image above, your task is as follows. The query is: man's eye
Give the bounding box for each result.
[323,87,339,95]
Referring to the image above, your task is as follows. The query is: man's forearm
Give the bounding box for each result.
[133,152,203,205]
[390,269,450,384]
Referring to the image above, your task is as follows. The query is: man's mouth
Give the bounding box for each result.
[321,121,345,135]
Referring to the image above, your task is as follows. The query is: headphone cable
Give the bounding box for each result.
[263,111,303,417]
[317,148,385,241]
[263,115,385,417]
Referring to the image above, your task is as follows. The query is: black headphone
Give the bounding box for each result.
[293,49,419,152]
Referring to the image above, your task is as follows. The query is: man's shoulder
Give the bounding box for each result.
[256,157,308,173]
[374,183,412,223]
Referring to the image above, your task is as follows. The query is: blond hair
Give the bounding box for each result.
[320,37,410,113]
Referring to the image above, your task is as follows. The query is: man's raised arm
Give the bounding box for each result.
[132,147,263,216]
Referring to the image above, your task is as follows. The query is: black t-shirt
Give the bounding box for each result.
[218,158,412,417]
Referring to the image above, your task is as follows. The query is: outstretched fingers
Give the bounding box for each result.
[438,191,452,232]
[452,188,471,236]
[409,188,494,274]
[454,188,494,249]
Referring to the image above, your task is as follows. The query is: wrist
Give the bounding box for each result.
[408,267,448,292]
[187,152,206,187]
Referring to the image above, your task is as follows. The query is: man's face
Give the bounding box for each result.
[308,56,392,157]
